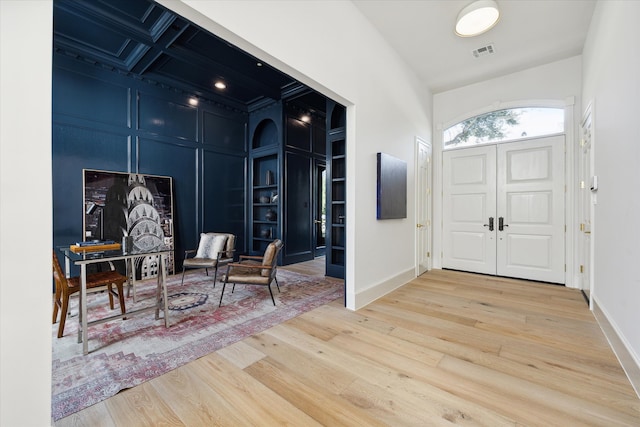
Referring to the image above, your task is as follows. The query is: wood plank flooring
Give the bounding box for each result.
[55,266,640,426]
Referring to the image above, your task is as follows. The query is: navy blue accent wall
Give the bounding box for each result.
[53,53,248,272]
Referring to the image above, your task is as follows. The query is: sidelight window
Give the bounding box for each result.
[443,107,564,149]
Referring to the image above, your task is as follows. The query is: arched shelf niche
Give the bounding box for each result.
[252,118,278,149]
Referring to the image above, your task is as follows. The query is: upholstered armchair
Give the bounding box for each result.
[181,232,236,286]
[219,239,283,306]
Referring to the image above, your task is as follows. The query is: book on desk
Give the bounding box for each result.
[70,240,121,253]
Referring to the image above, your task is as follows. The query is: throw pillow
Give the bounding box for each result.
[195,233,228,259]
[195,233,214,258]
[208,234,228,259]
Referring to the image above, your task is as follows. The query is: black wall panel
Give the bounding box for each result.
[203,111,246,152]
[52,53,248,271]
[203,150,247,254]
[284,151,312,263]
[285,116,311,151]
[313,123,326,156]
[52,125,131,250]
[53,68,129,127]
[137,138,198,258]
[138,92,198,141]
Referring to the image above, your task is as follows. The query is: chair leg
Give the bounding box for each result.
[181,266,187,285]
[116,282,127,318]
[107,284,115,310]
[57,293,70,338]
[52,300,59,324]
[274,277,280,292]
[267,284,276,306]
[212,265,218,289]
[52,291,61,324]
[205,268,209,276]
[218,282,227,307]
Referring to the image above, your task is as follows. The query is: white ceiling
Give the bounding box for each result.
[353,0,596,94]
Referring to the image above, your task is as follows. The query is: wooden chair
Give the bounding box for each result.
[181,232,236,286]
[52,250,127,338]
[219,239,283,306]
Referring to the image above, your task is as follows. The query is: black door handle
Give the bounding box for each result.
[499,217,509,231]
[483,217,494,231]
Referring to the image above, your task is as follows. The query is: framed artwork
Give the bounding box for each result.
[376,152,407,220]
[83,169,175,276]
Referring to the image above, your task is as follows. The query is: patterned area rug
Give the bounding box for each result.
[51,269,344,421]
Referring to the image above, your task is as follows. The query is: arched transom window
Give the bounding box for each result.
[443,107,564,149]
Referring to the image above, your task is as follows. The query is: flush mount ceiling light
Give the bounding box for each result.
[455,0,500,37]
[214,81,226,90]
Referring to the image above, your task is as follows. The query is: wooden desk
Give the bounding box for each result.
[58,246,173,354]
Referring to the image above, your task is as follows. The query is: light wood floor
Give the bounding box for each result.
[55,267,640,426]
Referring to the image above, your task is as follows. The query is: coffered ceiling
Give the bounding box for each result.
[53,0,308,112]
[53,0,597,108]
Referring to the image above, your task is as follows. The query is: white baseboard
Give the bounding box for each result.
[592,297,640,398]
[352,267,415,311]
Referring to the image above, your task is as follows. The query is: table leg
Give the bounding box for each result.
[161,254,169,327]
[155,261,161,320]
[126,257,138,303]
[153,255,170,327]
[132,257,138,303]
[80,264,88,355]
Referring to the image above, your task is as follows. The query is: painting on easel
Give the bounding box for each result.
[83,169,175,277]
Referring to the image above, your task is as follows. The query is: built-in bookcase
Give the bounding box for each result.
[249,114,281,255]
[251,153,279,253]
[326,102,346,279]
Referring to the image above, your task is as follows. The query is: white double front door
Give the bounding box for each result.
[443,135,565,284]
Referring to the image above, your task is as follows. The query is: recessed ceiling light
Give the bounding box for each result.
[301,114,311,123]
[256,62,263,67]
[455,0,500,37]
[214,81,226,90]
[188,97,199,106]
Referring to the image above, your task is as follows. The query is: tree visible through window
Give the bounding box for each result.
[443,107,564,149]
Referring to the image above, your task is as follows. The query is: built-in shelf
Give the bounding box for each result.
[326,102,346,279]
[250,116,281,255]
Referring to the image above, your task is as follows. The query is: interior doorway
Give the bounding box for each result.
[314,161,327,258]
[442,135,566,283]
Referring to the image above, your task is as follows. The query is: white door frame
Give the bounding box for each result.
[579,101,595,307]
[434,98,577,287]
[442,136,566,283]
[415,137,432,276]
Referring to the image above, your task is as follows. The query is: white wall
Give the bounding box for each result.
[1,2,433,421]
[432,57,583,286]
[162,0,433,309]
[582,0,640,391]
[0,2,53,426]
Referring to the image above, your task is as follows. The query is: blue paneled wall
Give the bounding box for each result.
[52,53,248,270]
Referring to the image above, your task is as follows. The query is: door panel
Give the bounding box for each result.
[580,108,593,300]
[497,136,565,283]
[443,145,497,275]
[416,139,432,275]
[283,151,312,264]
[443,136,565,284]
